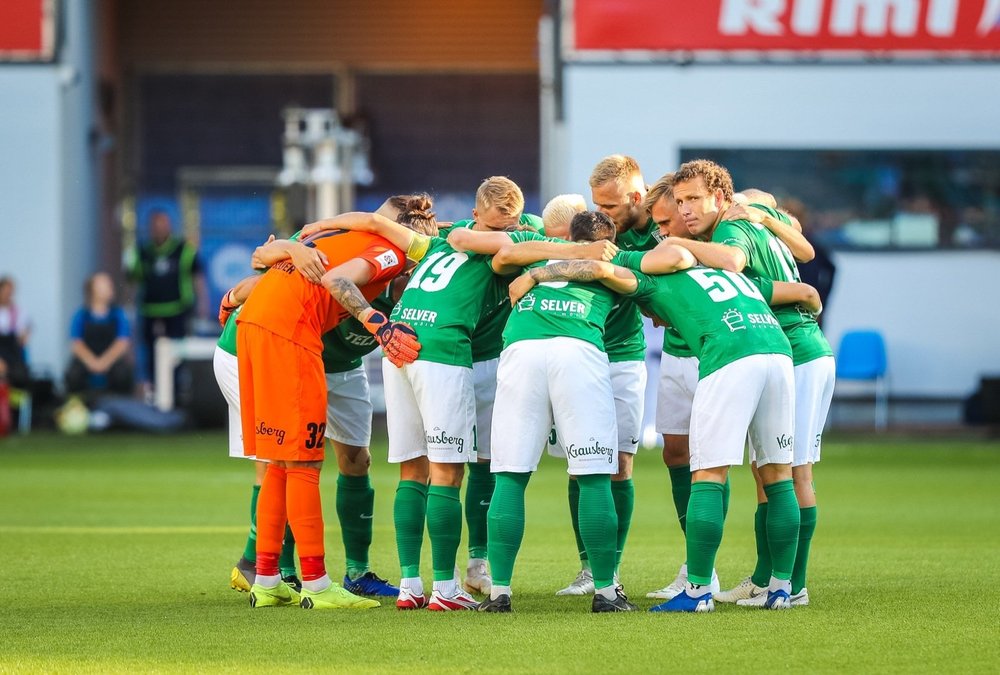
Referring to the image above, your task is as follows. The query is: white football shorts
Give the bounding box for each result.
[493,337,618,476]
[212,346,252,460]
[472,357,499,460]
[324,365,373,448]
[383,358,476,464]
[689,353,795,471]
[655,353,699,436]
[548,358,644,457]
[792,355,836,467]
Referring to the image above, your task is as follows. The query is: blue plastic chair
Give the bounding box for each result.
[836,330,888,430]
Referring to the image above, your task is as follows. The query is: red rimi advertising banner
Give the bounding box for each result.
[0,0,55,61]
[571,0,1000,58]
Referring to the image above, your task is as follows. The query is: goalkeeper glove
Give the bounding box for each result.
[360,308,421,367]
[218,289,240,328]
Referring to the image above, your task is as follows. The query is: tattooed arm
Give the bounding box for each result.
[507,260,638,305]
[323,258,421,366]
[322,258,378,320]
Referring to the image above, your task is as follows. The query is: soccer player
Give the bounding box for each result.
[237,205,431,610]
[516,242,821,612]
[315,286,402,598]
[439,176,544,596]
[476,211,638,614]
[667,159,835,607]
[300,195,421,598]
[635,174,721,600]
[541,193,587,240]
[218,243,328,595]
[223,197,415,598]
[554,156,661,597]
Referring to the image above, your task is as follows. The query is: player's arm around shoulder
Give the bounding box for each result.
[768,280,822,315]
[300,212,431,263]
[728,202,814,263]
[447,228,517,256]
[492,237,617,275]
[670,232,747,273]
[251,234,329,284]
[507,260,637,306]
[637,242,697,275]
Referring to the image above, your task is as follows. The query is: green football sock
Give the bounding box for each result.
[487,472,531,587]
[394,480,428,579]
[722,474,731,521]
[464,462,494,560]
[750,502,772,587]
[336,473,374,580]
[686,481,725,586]
[567,478,589,564]
[242,484,261,563]
[611,478,634,570]
[278,524,296,578]
[792,505,817,594]
[427,485,463,582]
[667,465,691,534]
[576,474,617,589]
[764,480,801,582]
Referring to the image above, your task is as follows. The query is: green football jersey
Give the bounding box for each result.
[320,288,397,373]
[439,224,553,363]
[603,217,660,363]
[661,325,694,359]
[390,236,505,368]
[618,253,791,378]
[616,216,665,252]
[712,205,832,366]
[502,260,620,353]
[216,305,242,356]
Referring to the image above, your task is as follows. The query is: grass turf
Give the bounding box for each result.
[0,432,997,673]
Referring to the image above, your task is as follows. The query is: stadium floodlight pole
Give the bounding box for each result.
[278,107,370,220]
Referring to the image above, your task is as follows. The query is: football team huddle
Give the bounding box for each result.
[213,155,834,614]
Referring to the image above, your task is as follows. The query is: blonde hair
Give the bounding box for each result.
[476,176,524,218]
[643,172,675,213]
[673,159,734,202]
[542,194,587,232]
[588,154,644,191]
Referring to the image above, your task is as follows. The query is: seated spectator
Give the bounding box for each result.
[66,272,134,396]
[0,275,31,389]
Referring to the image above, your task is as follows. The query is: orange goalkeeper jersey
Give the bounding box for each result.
[237,230,405,354]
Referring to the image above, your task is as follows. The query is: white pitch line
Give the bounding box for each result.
[0,525,247,535]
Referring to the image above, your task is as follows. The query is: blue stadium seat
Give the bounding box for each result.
[836,329,888,430]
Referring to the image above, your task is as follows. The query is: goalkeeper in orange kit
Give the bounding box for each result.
[234,200,435,609]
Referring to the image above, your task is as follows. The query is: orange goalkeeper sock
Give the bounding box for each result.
[286,466,326,582]
[255,464,288,578]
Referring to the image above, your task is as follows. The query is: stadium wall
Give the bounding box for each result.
[0,0,98,380]
[554,62,1000,400]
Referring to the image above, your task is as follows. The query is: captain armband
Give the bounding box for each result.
[406,233,432,263]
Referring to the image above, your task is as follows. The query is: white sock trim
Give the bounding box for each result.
[491,585,512,600]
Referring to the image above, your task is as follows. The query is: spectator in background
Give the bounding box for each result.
[126,210,208,388]
[0,275,31,389]
[66,272,134,397]
[782,198,836,327]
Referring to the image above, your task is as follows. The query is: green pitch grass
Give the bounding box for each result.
[0,432,997,673]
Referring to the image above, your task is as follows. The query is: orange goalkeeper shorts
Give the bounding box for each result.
[237,322,328,462]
